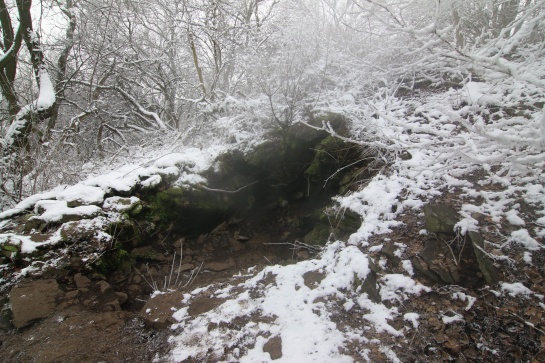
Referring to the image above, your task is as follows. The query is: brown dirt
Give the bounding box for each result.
[0,305,169,363]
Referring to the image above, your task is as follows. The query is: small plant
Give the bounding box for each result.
[136,240,203,293]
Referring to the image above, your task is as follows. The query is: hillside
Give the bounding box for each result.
[0,80,544,362]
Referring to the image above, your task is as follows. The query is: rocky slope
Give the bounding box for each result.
[0,85,544,362]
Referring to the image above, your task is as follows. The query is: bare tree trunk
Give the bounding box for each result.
[0,0,22,116]
[47,0,77,139]
[188,31,206,98]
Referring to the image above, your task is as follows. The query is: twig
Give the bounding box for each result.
[196,181,258,194]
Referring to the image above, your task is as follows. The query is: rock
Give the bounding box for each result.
[303,270,325,289]
[106,300,122,311]
[23,215,47,233]
[74,273,91,291]
[205,262,230,271]
[229,238,244,251]
[188,297,225,317]
[469,231,501,284]
[131,246,164,261]
[380,242,401,265]
[263,336,283,360]
[10,279,62,328]
[132,274,142,284]
[65,290,80,300]
[60,221,99,242]
[358,271,381,303]
[139,291,185,329]
[178,264,194,272]
[423,204,459,233]
[128,284,142,296]
[96,280,113,294]
[303,223,331,246]
[412,237,460,285]
[115,292,128,305]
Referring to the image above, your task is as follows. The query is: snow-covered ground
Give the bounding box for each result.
[160,82,545,362]
[1,80,544,362]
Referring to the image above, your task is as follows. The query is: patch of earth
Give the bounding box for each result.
[0,305,169,363]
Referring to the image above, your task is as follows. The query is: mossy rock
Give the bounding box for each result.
[130,246,164,262]
[149,187,231,234]
[328,209,361,235]
[23,215,47,233]
[354,270,381,303]
[469,231,501,284]
[108,218,143,247]
[93,245,134,275]
[423,204,459,233]
[303,223,331,246]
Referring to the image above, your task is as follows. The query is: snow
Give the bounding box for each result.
[56,185,105,205]
[169,242,428,361]
[501,282,534,298]
[403,313,420,328]
[505,209,525,226]
[379,274,430,302]
[509,229,543,251]
[0,231,62,253]
[36,69,56,110]
[103,196,140,212]
[34,200,102,223]
[441,313,464,325]
[0,187,65,220]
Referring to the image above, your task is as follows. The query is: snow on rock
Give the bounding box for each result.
[403,312,420,328]
[0,187,65,220]
[441,313,464,325]
[509,229,543,251]
[0,232,61,254]
[379,274,430,302]
[102,196,140,212]
[83,164,151,193]
[34,200,102,223]
[56,185,105,206]
[500,282,534,298]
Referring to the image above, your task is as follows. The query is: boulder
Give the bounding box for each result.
[423,204,459,233]
[10,279,62,328]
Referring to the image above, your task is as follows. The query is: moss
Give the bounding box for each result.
[304,136,343,181]
[148,187,231,235]
[93,245,134,275]
[303,223,331,246]
[108,218,142,247]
